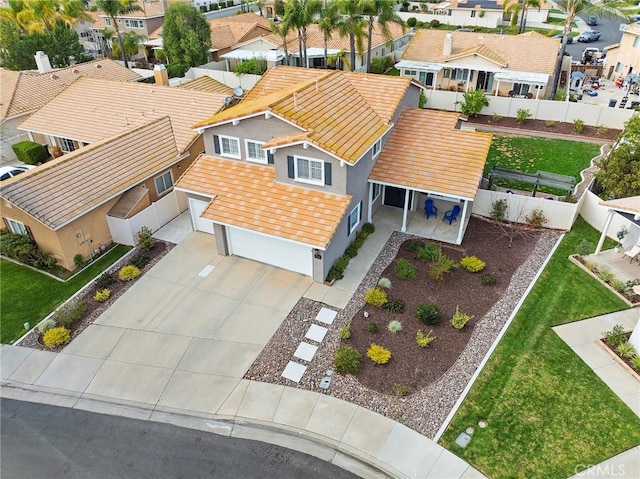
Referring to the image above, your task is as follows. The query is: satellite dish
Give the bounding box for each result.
[223,97,232,105]
[233,87,244,97]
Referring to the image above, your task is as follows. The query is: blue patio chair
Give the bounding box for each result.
[443,205,461,225]
[424,199,438,219]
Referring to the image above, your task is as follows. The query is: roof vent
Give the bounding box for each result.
[73,69,80,74]
[50,74,59,80]
[96,64,102,69]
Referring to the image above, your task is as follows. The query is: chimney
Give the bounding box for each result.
[266,49,280,69]
[34,51,52,73]
[443,33,453,56]
[153,64,169,86]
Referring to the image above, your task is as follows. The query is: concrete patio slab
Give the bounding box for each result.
[9,349,56,384]
[272,387,319,430]
[245,267,313,312]
[213,302,285,345]
[571,342,615,369]
[152,211,192,244]
[177,338,262,378]
[377,423,444,479]
[108,330,192,369]
[154,289,239,338]
[176,229,217,253]
[196,257,268,300]
[340,407,395,457]
[305,394,358,442]
[236,381,284,422]
[305,324,328,343]
[84,361,172,404]
[157,370,240,414]
[1,345,32,380]
[426,448,475,479]
[320,287,353,309]
[61,325,126,359]
[216,379,250,417]
[281,361,307,383]
[34,354,104,392]
[293,342,318,362]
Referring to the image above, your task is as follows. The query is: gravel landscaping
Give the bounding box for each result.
[246,217,560,438]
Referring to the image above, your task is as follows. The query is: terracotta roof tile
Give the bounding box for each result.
[242,66,328,102]
[178,76,233,95]
[209,14,272,50]
[1,117,179,230]
[369,109,492,200]
[175,155,351,248]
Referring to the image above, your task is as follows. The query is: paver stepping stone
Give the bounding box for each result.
[315,307,337,325]
[293,342,318,362]
[281,361,307,383]
[305,324,328,343]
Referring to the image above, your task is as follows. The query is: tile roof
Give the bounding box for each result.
[178,76,233,95]
[402,30,560,74]
[196,67,412,163]
[0,117,179,230]
[369,109,492,200]
[446,45,507,67]
[209,13,272,50]
[242,66,328,101]
[175,155,352,248]
[0,60,140,121]
[18,77,227,154]
[599,196,640,214]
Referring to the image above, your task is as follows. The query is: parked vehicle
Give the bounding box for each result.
[0,165,34,181]
[586,15,598,26]
[581,47,601,64]
[630,14,640,22]
[552,33,573,44]
[577,30,601,42]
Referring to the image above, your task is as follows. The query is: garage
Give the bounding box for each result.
[188,198,215,234]
[226,226,313,276]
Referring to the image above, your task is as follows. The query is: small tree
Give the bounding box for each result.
[234,58,268,75]
[457,89,489,117]
[595,116,640,198]
[162,3,211,78]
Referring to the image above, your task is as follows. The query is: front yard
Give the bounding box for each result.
[440,218,640,478]
[0,245,131,344]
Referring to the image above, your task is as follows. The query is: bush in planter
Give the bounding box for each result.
[339,322,351,340]
[617,342,636,359]
[417,243,442,262]
[416,303,441,325]
[12,141,48,165]
[416,329,436,348]
[118,264,141,281]
[387,320,403,333]
[632,356,640,371]
[95,272,115,289]
[54,299,86,327]
[383,298,405,314]
[367,343,392,364]
[395,258,416,279]
[480,273,496,286]
[406,240,424,253]
[428,254,456,281]
[361,222,375,236]
[334,345,363,374]
[74,254,85,268]
[135,226,155,251]
[451,305,474,330]
[130,253,150,269]
[377,277,392,289]
[459,255,485,273]
[37,319,56,334]
[364,287,388,307]
[43,327,71,348]
[575,238,595,257]
[603,324,627,347]
[94,289,111,302]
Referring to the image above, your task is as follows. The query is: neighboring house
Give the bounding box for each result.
[397,29,566,99]
[604,23,640,82]
[1,77,228,269]
[175,66,492,281]
[0,58,140,162]
[224,22,411,71]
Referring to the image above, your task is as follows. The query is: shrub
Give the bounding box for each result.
[393,383,411,397]
[516,108,532,124]
[395,258,417,279]
[73,254,85,268]
[130,253,150,269]
[596,125,608,136]
[429,254,456,281]
[575,238,595,257]
[457,89,489,117]
[43,327,71,349]
[491,113,502,122]
[429,19,440,28]
[526,209,548,228]
[416,329,436,348]
[54,299,86,327]
[361,223,375,235]
[597,268,615,284]
[617,342,636,359]
[377,277,392,289]
[367,322,378,333]
[406,239,424,253]
[367,343,392,364]
[37,319,56,334]
[94,289,111,302]
[603,324,627,347]
[573,118,585,133]
[383,298,405,314]
[344,243,359,259]
[387,320,403,333]
[632,355,640,371]
[364,287,388,307]
[451,306,474,330]
[490,199,508,222]
[12,141,48,165]
[611,279,627,293]
[327,255,350,281]
[95,272,115,289]
[480,273,496,286]
[545,120,556,127]
[459,255,486,273]
[334,345,363,374]
[119,265,141,281]
[339,322,351,340]
[0,231,38,264]
[370,55,394,74]
[135,226,155,251]
[415,303,441,325]
[416,243,442,262]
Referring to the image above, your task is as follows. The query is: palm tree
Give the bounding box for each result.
[95,0,142,68]
[112,30,146,64]
[283,0,321,68]
[270,19,292,66]
[318,0,340,69]
[0,0,87,34]
[327,48,349,70]
[358,0,404,73]
[503,0,541,34]
[336,0,366,71]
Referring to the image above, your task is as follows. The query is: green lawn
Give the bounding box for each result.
[485,135,601,195]
[440,218,640,479]
[0,245,131,344]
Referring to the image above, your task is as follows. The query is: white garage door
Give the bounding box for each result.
[188,198,215,234]
[227,227,313,276]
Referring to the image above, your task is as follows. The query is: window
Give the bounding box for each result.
[348,202,361,235]
[154,171,173,195]
[124,19,143,28]
[404,69,417,76]
[418,71,434,86]
[470,10,476,17]
[6,218,27,235]
[512,82,530,96]
[105,18,112,26]
[245,140,267,164]
[616,62,623,73]
[58,137,76,153]
[219,135,240,159]
[373,183,381,202]
[634,36,640,48]
[295,157,323,184]
[451,68,470,81]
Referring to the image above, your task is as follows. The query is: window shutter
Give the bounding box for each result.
[25,225,34,241]
[347,212,351,236]
[267,151,274,164]
[2,218,10,231]
[213,135,220,154]
[324,162,332,186]
[358,201,363,222]
[287,156,295,178]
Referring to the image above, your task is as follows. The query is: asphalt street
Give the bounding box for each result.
[565,13,627,63]
[1,399,359,479]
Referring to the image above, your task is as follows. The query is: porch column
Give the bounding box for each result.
[401,188,410,232]
[595,209,614,254]
[466,69,472,92]
[367,182,374,223]
[495,80,500,96]
[27,131,34,141]
[535,85,540,99]
[455,199,469,245]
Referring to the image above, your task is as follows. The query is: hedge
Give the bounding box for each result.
[12,141,48,165]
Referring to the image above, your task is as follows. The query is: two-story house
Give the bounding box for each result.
[176,66,492,281]
[604,22,640,82]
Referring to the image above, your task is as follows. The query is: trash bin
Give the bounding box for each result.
[609,99,617,108]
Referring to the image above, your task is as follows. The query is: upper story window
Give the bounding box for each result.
[214,134,240,159]
[347,202,362,235]
[124,19,143,28]
[6,218,27,236]
[105,18,112,26]
[58,137,76,153]
[155,170,173,196]
[372,139,382,158]
[245,139,267,164]
[296,157,323,184]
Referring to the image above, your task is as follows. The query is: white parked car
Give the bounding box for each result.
[0,165,35,181]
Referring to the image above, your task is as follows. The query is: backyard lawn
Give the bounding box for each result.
[0,245,131,344]
[440,218,640,478]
